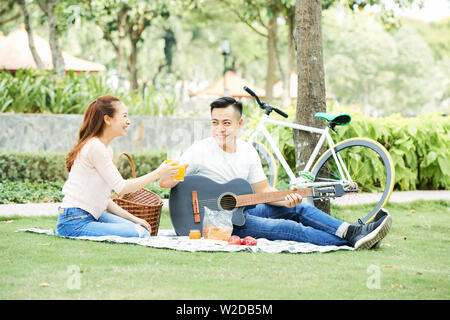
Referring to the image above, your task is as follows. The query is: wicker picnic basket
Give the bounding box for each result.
[113,153,163,236]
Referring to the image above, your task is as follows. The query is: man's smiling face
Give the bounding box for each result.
[210,105,243,153]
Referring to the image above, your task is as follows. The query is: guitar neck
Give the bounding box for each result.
[235,188,313,207]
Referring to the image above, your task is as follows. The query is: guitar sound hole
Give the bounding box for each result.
[219,194,237,211]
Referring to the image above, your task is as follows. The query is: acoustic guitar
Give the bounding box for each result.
[169,175,344,236]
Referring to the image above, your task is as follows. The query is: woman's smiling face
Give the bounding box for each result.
[109,101,131,137]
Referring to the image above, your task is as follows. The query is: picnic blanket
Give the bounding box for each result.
[16,228,354,254]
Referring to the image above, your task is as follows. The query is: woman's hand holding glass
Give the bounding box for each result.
[156,160,187,180]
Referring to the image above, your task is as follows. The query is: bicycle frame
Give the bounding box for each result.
[247,114,353,187]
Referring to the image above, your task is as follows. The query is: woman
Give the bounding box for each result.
[57,95,182,238]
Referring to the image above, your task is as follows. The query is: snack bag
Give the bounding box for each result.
[202,207,233,241]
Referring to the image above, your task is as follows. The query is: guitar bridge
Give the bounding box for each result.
[192,191,200,223]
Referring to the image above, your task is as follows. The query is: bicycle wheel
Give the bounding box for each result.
[309,138,395,224]
[251,141,278,188]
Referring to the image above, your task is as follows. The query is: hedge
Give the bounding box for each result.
[0,150,166,183]
[337,111,450,190]
[0,180,64,204]
[0,150,169,203]
[244,110,450,191]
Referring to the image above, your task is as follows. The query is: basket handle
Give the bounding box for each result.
[114,153,136,178]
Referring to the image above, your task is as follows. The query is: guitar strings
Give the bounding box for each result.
[192,190,317,211]
[198,199,239,206]
[197,197,274,206]
[197,195,288,204]
[198,199,235,204]
[195,190,303,206]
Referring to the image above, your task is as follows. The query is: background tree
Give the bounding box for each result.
[294,0,422,166]
[18,0,45,70]
[322,8,436,115]
[2,0,445,118]
[219,0,292,101]
[85,0,171,91]
[294,0,326,172]
[294,0,420,213]
[35,0,65,77]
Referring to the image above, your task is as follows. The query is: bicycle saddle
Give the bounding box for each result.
[314,112,351,126]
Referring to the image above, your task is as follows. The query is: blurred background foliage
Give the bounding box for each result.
[0,0,448,117]
[0,0,449,199]
[242,106,450,192]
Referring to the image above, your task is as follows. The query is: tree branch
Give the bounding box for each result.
[248,0,268,30]
[35,0,48,16]
[97,23,119,52]
[221,0,268,37]
[0,11,21,26]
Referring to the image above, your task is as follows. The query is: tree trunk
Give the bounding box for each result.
[117,6,127,77]
[294,0,328,212]
[265,16,277,102]
[126,11,151,91]
[274,32,287,105]
[37,0,65,77]
[287,12,296,100]
[47,1,65,76]
[18,0,45,70]
[128,40,139,91]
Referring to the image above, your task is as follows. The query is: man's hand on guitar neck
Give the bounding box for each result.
[251,180,303,208]
[283,186,303,208]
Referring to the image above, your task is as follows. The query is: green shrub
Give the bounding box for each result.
[0,150,166,182]
[333,111,449,190]
[0,180,64,204]
[0,69,178,116]
[0,150,169,203]
[0,151,67,182]
[243,109,450,191]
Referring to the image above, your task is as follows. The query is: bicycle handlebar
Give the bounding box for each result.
[243,86,263,105]
[243,86,288,118]
[273,107,289,118]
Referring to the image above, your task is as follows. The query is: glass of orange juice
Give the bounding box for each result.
[166,150,185,181]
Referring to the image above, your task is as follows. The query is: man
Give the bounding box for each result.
[160,97,392,249]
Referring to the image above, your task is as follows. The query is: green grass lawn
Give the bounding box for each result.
[0,200,448,300]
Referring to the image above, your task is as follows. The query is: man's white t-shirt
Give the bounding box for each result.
[180,137,267,185]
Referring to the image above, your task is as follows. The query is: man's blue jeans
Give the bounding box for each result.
[57,207,150,238]
[232,202,350,246]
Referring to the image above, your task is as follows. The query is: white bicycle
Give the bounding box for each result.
[243,86,395,224]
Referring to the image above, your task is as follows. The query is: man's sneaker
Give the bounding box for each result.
[372,208,389,223]
[370,208,390,248]
[351,208,390,249]
[345,213,392,249]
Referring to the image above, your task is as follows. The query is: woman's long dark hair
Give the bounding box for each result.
[65,95,121,172]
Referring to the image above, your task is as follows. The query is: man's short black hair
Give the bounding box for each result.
[210,96,243,118]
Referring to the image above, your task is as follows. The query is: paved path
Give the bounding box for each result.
[0,191,448,217]
[330,190,450,206]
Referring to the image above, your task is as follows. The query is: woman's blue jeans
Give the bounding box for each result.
[56,207,150,238]
[232,202,350,246]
